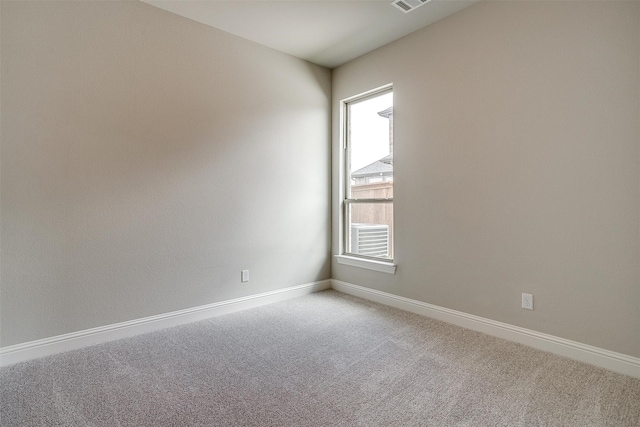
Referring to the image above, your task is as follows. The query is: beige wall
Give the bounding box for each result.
[2,0,638,360]
[0,1,331,347]
[333,1,640,357]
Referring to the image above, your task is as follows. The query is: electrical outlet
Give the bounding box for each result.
[522,293,533,310]
[241,270,249,283]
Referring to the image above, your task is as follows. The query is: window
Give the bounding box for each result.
[341,86,394,267]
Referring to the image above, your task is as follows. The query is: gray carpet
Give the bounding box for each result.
[1,290,639,426]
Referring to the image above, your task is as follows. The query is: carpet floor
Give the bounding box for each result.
[1,290,639,426]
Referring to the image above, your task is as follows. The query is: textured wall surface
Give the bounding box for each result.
[332,1,640,357]
[1,1,331,346]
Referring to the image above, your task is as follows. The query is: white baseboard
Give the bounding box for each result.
[331,279,640,379]
[4,278,638,379]
[0,280,331,367]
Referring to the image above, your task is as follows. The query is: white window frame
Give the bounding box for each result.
[335,84,396,274]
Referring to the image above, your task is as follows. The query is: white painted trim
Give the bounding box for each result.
[331,279,640,379]
[335,255,396,274]
[0,280,331,367]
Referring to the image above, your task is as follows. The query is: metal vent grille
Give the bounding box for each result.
[350,224,389,258]
[391,0,431,14]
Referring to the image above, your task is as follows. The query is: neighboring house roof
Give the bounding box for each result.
[352,154,393,178]
[377,106,393,118]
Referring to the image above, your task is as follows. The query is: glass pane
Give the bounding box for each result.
[347,91,393,199]
[347,202,394,260]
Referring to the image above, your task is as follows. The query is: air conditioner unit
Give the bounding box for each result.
[350,224,389,258]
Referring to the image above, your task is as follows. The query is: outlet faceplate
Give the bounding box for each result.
[241,270,249,283]
[522,293,533,310]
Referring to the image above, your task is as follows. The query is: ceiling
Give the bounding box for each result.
[141,0,478,69]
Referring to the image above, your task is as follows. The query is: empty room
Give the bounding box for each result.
[1,0,639,425]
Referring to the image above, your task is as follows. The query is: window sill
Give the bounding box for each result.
[334,255,396,275]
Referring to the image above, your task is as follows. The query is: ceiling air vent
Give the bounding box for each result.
[391,0,431,14]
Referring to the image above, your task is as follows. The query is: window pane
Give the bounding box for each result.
[347,202,394,259]
[347,92,393,199]
[350,180,393,199]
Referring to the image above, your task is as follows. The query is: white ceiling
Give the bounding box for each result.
[141,0,478,69]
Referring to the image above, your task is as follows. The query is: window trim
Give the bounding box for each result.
[340,84,395,272]
[334,254,396,274]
